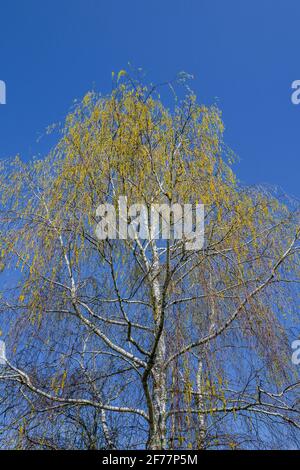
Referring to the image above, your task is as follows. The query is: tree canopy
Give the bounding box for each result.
[0,73,299,449]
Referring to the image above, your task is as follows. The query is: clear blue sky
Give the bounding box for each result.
[0,0,299,196]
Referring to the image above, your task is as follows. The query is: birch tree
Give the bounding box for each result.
[0,73,299,449]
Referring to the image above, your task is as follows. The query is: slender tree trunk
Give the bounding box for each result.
[147,245,167,450]
[149,333,167,449]
[196,360,206,449]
